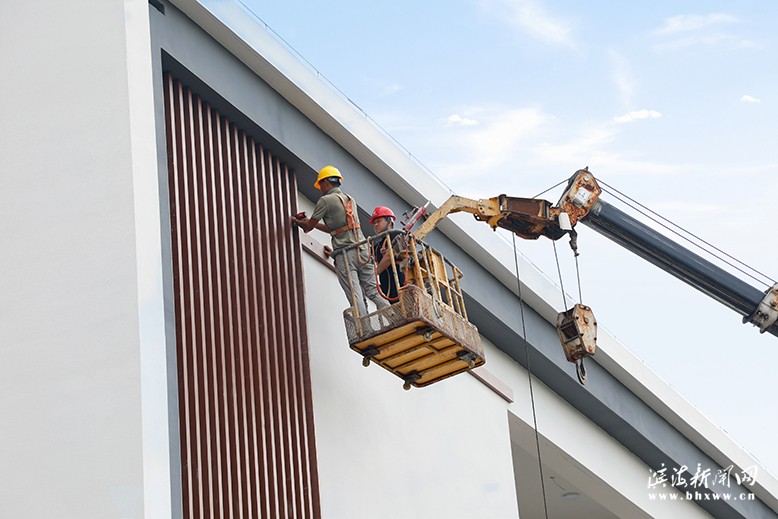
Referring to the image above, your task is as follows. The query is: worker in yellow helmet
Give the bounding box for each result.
[292,165,390,315]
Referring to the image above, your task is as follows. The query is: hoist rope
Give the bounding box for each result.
[552,241,569,309]
[512,233,551,519]
[600,181,775,287]
[531,178,569,200]
[575,254,584,304]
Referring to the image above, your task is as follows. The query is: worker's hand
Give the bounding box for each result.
[291,211,307,227]
[323,245,333,258]
[292,214,320,234]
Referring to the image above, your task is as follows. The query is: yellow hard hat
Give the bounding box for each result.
[314,165,343,189]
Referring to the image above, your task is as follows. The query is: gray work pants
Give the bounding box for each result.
[334,247,390,317]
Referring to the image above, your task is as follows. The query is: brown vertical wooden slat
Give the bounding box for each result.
[213,105,233,518]
[255,146,278,518]
[281,163,308,516]
[223,119,241,519]
[275,158,298,516]
[181,79,197,519]
[227,123,249,519]
[259,146,284,518]
[234,130,255,519]
[208,91,230,519]
[276,156,295,519]
[165,75,190,519]
[164,73,320,519]
[194,95,216,519]
[188,87,208,519]
[205,103,228,518]
[187,86,200,519]
[266,155,287,518]
[249,144,272,518]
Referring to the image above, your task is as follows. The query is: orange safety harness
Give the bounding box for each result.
[329,193,361,237]
[369,233,408,303]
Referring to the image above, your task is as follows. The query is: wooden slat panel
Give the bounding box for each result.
[389,344,459,372]
[164,73,321,519]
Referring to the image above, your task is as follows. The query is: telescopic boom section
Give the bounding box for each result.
[582,198,778,337]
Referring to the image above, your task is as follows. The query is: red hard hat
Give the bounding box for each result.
[370,206,396,224]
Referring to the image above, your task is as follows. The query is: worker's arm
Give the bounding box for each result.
[296,195,336,234]
[374,238,392,274]
[291,215,330,234]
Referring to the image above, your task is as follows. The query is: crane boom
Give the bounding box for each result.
[582,197,778,337]
[412,169,778,338]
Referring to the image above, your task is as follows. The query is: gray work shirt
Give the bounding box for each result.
[310,187,366,251]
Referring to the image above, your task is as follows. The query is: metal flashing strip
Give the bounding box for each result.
[298,229,335,272]
[470,367,514,403]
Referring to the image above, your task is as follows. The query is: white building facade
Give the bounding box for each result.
[1,1,776,518]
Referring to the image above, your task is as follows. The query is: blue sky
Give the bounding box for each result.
[236,0,778,476]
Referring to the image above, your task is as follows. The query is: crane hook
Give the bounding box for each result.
[576,358,587,385]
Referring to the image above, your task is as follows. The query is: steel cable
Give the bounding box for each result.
[599,181,774,288]
[512,233,551,519]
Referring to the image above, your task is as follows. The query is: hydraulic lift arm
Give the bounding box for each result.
[413,170,603,243]
[412,196,502,240]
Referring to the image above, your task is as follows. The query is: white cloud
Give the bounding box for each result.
[656,13,739,34]
[740,95,761,104]
[533,125,619,164]
[468,108,549,165]
[653,13,758,51]
[614,109,662,124]
[608,49,637,107]
[378,81,402,97]
[650,200,724,218]
[482,0,576,49]
[430,107,551,178]
[655,34,758,52]
[434,109,674,184]
[397,106,688,194]
[445,114,480,127]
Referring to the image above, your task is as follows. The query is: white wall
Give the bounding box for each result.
[301,252,520,519]
[481,341,713,518]
[0,1,165,517]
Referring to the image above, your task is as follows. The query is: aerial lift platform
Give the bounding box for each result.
[342,232,484,390]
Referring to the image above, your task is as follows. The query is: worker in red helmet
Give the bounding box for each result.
[292,166,390,315]
[370,206,406,301]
